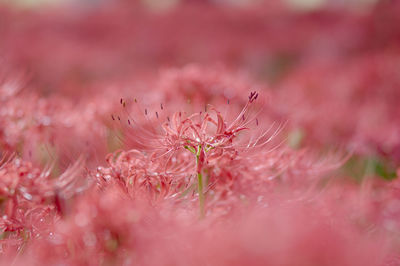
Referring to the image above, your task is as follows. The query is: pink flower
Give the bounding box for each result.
[0,154,85,255]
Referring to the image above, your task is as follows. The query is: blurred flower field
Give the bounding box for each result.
[0,0,400,265]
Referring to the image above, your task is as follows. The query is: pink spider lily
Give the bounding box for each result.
[114,91,282,216]
[0,154,85,254]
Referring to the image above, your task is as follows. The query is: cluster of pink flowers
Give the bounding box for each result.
[0,0,399,265]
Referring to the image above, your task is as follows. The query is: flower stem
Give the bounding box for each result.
[196,145,205,218]
[197,171,205,218]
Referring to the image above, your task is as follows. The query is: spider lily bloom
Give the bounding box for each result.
[118,91,270,216]
[0,154,85,254]
[111,91,345,217]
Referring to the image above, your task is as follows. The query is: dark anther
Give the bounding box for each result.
[248,91,258,103]
[128,119,131,125]
[156,111,159,118]
[111,114,115,120]
[256,118,259,126]
[145,109,148,115]
[160,103,163,110]
[117,116,121,121]
[120,98,123,104]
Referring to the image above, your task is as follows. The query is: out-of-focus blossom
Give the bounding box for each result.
[274,51,400,163]
[0,155,85,257]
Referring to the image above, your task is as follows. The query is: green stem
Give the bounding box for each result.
[197,171,205,218]
[196,145,205,218]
